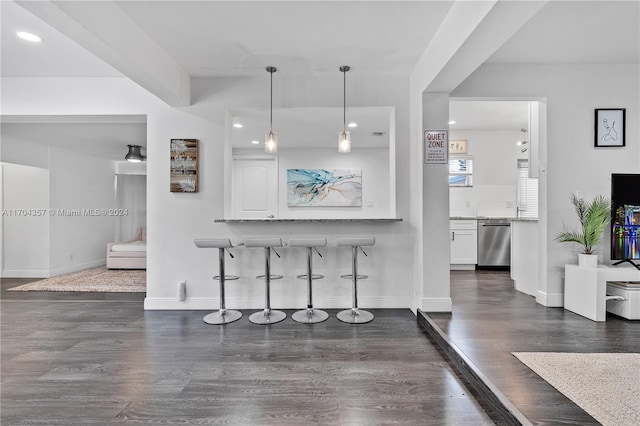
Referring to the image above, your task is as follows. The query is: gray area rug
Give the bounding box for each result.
[512,352,640,426]
[7,266,146,293]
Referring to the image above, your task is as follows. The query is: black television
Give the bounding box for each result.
[611,173,640,269]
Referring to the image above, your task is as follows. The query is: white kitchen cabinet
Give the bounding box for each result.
[450,220,477,270]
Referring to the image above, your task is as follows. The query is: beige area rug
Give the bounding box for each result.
[512,352,640,426]
[7,266,146,293]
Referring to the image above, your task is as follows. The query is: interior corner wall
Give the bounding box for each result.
[452,63,640,306]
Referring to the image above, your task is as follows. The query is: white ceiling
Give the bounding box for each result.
[0,1,121,77]
[116,1,454,77]
[1,1,638,156]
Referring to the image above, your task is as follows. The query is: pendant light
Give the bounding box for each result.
[265,66,278,153]
[125,145,144,162]
[338,65,351,153]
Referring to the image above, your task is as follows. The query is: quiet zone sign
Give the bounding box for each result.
[424,130,448,164]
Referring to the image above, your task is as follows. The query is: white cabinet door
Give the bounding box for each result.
[232,157,277,218]
[450,229,478,264]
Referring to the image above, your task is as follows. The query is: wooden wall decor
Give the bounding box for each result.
[170,139,199,192]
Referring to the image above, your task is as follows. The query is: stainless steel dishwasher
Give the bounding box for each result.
[477,219,511,267]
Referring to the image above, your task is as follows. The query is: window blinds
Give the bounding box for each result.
[517,159,538,218]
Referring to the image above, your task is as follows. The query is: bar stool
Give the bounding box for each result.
[245,237,286,325]
[289,238,329,324]
[194,238,242,325]
[336,237,375,324]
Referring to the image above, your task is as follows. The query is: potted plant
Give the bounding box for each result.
[555,193,611,267]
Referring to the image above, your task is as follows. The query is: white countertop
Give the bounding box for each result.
[450,216,538,222]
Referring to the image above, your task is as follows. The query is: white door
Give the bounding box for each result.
[232,157,278,218]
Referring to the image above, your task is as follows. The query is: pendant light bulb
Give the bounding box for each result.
[265,130,278,153]
[339,131,351,153]
[338,65,351,153]
[265,66,278,153]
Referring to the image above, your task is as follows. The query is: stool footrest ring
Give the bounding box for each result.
[340,274,368,280]
[213,275,239,281]
[296,274,324,280]
[256,274,283,280]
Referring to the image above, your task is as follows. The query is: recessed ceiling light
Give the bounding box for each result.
[233,123,243,128]
[448,120,456,125]
[348,122,358,128]
[16,31,43,43]
[251,140,260,145]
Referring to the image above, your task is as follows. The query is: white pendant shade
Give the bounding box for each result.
[265,130,278,153]
[338,131,351,153]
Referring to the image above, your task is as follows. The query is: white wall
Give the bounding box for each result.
[449,129,527,217]
[48,148,117,275]
[1,162,50,277]
[453,63,640,306]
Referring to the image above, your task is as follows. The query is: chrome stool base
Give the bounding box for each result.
[337,308,374,324]
[203,309,242,325]
[249,309,286,325]
[292,308,329,324]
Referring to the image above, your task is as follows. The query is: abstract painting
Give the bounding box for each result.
[287,169,362,207]
[170,139,198,192]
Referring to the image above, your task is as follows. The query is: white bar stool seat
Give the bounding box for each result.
[194,238,242,325]
[336,237,375,324]
[289,238,329,324]
[244,237,286,325]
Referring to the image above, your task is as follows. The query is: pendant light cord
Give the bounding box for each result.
[266,66,277,132]
[340,66,350,131]
[343,69,346,130]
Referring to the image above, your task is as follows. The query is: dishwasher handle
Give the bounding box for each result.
[480,223,510,227]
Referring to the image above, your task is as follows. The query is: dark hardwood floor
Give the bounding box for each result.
[1,277,493,425]
[431,270,640,426]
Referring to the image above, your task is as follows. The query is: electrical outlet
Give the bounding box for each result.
[69,254,73,261]
[178,281,186,301]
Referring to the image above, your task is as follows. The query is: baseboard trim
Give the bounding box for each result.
[144,296,410,310]
[535,290,563,307]
[49,259,106,277]
[421,297,452,312]
[417,311,532,426]
[3,260,106,279]
[1,269,49,278]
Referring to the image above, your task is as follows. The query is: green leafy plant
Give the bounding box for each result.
[555,194,611,254]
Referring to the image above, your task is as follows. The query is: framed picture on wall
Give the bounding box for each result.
[449,139,468,154]
[170,139,199,192]
[595,108,625,147]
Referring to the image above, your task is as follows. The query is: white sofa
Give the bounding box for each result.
[106,227,147,269]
